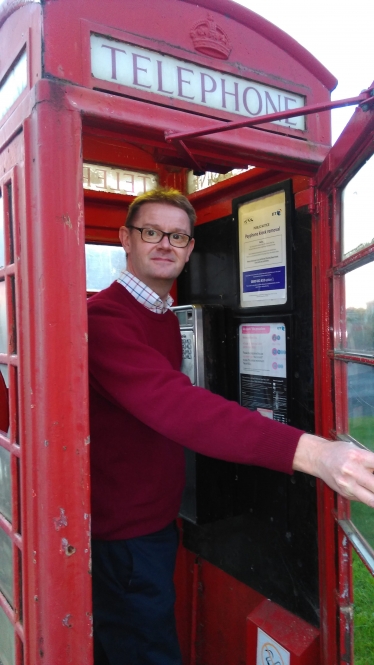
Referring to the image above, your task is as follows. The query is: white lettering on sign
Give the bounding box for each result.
[256,628,290,665]
[83,163,158,196]
[90,34,305,130]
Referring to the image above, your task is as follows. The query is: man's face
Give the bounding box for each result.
[119,202,195,296]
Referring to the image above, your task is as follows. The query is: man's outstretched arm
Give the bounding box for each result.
[293,433,374,507]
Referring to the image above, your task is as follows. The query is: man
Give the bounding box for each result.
[88,187,374,665]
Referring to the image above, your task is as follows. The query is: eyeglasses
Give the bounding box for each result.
[127,226,192,248]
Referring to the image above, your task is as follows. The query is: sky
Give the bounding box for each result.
[233,0,374,310]
[232,0,373,143]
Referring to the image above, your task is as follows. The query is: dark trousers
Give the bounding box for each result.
[92,522,182,665]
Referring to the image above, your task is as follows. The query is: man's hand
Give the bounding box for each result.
[293,433,374,507]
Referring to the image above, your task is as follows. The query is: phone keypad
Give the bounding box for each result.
[180,331,195,384]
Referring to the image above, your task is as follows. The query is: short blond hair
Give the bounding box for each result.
[126,188,196,235]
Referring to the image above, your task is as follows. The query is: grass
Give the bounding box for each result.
[353,549,374,665]
[347,416,374,664]
[348,416,374,452]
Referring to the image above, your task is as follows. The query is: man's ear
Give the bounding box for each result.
[119,226,130,253]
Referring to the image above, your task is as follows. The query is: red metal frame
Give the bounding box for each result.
[0,159,24,664]
[166,88,374,141]
[314,104,374,664]
[1,1,373,663]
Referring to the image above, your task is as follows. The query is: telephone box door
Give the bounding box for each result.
[314,100,374,664]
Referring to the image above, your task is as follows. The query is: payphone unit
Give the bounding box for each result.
[172,304,238,524]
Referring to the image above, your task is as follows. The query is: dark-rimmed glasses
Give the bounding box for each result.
[127,225,192,248]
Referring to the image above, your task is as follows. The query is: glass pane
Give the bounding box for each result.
[0,50,27,123]
[0,280,7,354]
[348,363,374,449]
[353,549,374,665]
[85,244,126,292]
[0,191,4,269]
[187,167,253,193]
[0,526,13,606]
[342,153,374,258]
[83,163,158,196]
[0,604,15,665]
[344,262,374,353]
[0,446,11,522]
[0,364,9,389]
[9,277,17,354]
[7,183,14,266]
[348,362,374,548]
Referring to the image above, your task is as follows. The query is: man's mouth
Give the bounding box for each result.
[151,256,174,263]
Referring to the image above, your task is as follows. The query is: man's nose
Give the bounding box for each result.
[158,234,171,248]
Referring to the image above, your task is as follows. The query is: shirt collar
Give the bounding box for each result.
[117,271,173,314]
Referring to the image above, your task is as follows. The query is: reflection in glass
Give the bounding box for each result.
[85,244,126,292]
[83,163,158,196]
[0,279,7,354]
[0,446,11,522]
[0,604,15,665]
[342,153,374,258]
[0,50,27,123]
[0,192,4,269]
[348,362,374,549]
[0,526,13,606]
[344,262,374,353]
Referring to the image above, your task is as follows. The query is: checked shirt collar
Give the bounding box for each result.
[118,271,173,314]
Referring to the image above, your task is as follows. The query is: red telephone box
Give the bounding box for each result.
[0,1,373,664]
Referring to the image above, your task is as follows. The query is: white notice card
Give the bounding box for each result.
[238,190,287,307]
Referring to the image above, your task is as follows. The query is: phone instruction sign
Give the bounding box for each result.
[238,190,287,308]
[239,323,287,423]
[256,628,290,665]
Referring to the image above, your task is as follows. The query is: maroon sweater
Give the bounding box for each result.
[88,282,304,540]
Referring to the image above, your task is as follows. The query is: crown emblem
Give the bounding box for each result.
[190,14,232,60]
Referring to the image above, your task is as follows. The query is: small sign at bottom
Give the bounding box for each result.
[257,628,290,665]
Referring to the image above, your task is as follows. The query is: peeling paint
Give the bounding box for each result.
[86,612,93,637]
[60,538,76,556]
[59,213,73,229]
[84,436,90,445]
[62,614,73,628]
[44,440,49,447]
[53,508,68,531]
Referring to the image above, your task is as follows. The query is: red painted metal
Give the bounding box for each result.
[41,0,334,146]
[166,88,374,143]
[21,97,92,663]
[328,353,374,367]
[311,184,338,664]
[59,82,330,176]
[3,2,372,664]
[180,0,337,91]
[246,599,320,664]
[190,171,313,225]
[316,101,374,191]
[314,91,374,663]
[328,242,374,276]
[336,506,354,665]
[0,0,37,29]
